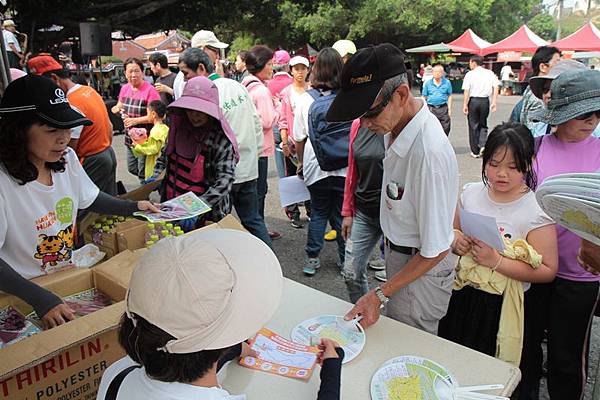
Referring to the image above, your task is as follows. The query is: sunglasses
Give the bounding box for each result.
[542,80,552,94]
[574,110,600,120]
[362,91,393,119]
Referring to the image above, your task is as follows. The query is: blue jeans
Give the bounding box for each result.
[273,125,286,179]
[257,156,268,219]
[306,177,345,263]
[341,210,383,303]
[231,179,273,249]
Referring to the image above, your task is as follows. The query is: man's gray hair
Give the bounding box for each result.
[379,73,409,99]
[179,47,215,74]
[273,63,289,73]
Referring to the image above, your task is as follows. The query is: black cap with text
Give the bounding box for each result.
[0,75,92,129]
[326,43,407,122]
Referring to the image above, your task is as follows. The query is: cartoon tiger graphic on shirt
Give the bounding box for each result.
[33,225,74,272]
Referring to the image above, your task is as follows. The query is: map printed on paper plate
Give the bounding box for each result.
[239,328,320,380]
[291,314,365,364]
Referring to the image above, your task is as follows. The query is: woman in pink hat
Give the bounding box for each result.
[163,76,239,226]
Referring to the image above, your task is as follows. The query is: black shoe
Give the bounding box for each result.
[291,219,304,229]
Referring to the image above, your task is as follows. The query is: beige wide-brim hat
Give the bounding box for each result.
[126,229,283,353]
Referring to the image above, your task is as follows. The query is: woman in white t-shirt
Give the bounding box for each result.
[438,122,558,364]
[293,48,348,276]
[0,75,157,330]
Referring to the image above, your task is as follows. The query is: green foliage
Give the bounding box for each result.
[4,0,553,54]
[227,33,260,60]
[528,13,557,41]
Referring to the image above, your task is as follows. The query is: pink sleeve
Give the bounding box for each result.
[342,119,361,217]
[278,86,291,131]
[118,84,130,103]
[254,86,277,130]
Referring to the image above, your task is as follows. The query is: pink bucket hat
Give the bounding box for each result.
[273,50,291,65]
[168,76,239,161]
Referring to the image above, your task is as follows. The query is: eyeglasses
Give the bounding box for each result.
[574,110,600,120]
[362,91,392,119]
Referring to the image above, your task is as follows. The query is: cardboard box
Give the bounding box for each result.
[0,251,141,400]
[98,214,247,287]
[83,219,148,259]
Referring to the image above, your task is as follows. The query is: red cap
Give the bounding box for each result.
[27,56,63,75]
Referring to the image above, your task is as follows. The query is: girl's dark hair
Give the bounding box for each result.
[481,121,537,190]
[149,100,167,118]
[119,313,228,383]
[310,47,343,90]
[245,45,274,74]
[124,57,145,72]
[0,112,66,185]
[237,50,248,62]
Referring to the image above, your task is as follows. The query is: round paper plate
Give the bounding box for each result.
[382,355,458,387]
[371,362,455,400]
[290,314,365,364]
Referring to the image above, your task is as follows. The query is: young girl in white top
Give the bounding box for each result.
[438,122,558,364]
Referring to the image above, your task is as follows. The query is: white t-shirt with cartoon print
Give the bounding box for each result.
[0,148,99,279]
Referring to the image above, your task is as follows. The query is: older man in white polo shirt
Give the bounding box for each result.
[327,44,459,335]
[462,55,499,158]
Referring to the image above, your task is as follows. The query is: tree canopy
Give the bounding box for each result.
[2,0,562,54]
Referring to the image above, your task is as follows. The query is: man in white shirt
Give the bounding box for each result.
[327,44,459,335]
[462,56,499,158]
[2,20,22,69]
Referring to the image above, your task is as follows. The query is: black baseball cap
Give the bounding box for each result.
[326,43,407,122]
[0,74,92,128]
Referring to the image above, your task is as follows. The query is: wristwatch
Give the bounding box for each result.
[374,286,389,308]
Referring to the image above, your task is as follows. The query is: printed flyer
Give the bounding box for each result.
[134,192,211,223]
[240,328,320,380]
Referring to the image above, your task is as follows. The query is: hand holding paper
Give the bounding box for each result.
[459,208,505,252]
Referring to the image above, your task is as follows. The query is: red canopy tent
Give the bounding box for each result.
[551,22,600,51]
[447,29,492,56]
[482,25,548,55]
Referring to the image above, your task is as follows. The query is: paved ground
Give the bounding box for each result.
[112,93,599,399]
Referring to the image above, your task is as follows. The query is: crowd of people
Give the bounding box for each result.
[0,24,600,400]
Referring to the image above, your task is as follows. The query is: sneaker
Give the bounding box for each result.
[479,147,485,157]
[269,231,282,240]
[303,257,321,275]
[470,152,480,159]
[291,218,304,229]
[374,270,387,282]
[368,258,386,271]
[324,230,337,241]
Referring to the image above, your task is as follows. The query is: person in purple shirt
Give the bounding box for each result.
[517,69,600,400]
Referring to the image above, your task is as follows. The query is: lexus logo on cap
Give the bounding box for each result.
[49,88,68,105]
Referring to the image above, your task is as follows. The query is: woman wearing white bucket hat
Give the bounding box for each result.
[96,229,344,400]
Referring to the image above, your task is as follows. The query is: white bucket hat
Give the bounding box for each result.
[126,229,283,353]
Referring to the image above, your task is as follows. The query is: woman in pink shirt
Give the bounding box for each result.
[111,58,160,183]
[242,45,280,240]
[519,69,600,400]
[278,56,310,227]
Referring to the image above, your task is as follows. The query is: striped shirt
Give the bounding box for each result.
[162,128,236,222]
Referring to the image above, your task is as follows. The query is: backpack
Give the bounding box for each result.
[307,89,352,171]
